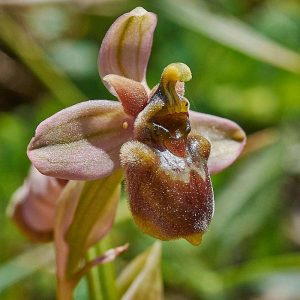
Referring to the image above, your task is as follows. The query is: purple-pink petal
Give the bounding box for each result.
[103,74,148,116]
[189,111,246,174]
[99,7,157,93]
[28,100,134,180]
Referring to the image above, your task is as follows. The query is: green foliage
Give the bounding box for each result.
[0,0,300,299]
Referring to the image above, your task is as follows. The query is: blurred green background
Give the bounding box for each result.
[1,0,300,299]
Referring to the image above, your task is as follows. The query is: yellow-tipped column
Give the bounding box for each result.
[159,63,192,114]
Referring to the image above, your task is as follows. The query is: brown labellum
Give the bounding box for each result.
[121,136,213,245]
[120,63,214,245]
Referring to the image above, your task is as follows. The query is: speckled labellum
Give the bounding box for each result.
[120,63,214,246]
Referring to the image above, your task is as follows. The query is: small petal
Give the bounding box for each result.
[7,166,66,242]
[99,7,157,92]
[103,74,148,116]
[28,100,134,180]
[189,111,246,174]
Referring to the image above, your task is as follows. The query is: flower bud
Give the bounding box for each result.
[7,166,67,242]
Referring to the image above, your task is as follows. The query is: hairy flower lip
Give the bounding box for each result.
[121,136,214,244]
[162,138,187,157]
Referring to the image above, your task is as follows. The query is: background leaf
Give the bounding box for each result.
[117,242,163,300]
[0,244,54,292]
[158,0,300,74]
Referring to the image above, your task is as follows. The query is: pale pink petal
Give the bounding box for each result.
[28,100,134,180]
[99,7,157,92]
[103,74,148,116]
[189,111,246,174]
[7,166,66,242]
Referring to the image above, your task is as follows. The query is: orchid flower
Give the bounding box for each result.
[27,7,246,246]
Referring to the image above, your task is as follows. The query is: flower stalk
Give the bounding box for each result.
[96,237,119,300]
[86,246,104,300]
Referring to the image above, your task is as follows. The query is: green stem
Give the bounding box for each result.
[96,236,119,300]
[57,278,75,300]
[86,247,103,300]
[85,235,119,300]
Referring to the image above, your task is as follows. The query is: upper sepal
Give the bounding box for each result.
[99,7,157,93]
[189,111,246,174]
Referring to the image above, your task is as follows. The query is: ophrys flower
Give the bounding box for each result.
[27,7,246,245]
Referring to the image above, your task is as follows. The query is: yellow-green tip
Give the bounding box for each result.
[130,7,148,16]
[161,63,192,83]
[184,233,203,246]
[157,63,191,114]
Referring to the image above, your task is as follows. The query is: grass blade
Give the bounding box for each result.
[159,0,300,74]
[0,244,54,292]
